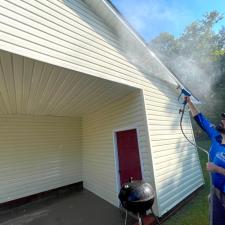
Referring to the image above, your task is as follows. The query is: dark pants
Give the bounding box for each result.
[211,188,225,225]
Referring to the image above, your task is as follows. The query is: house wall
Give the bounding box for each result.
[143,77,204,216]
[0,115,82,203]
[0,0,204,216]
[82,91,153,206]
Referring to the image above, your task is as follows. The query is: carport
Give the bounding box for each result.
[0,49,152,220]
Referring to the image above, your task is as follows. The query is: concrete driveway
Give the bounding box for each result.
[0,189,137,225]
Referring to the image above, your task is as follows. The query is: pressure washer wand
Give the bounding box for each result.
[179,102,210,161]
[178,86,210,159]
[178,88,213,225]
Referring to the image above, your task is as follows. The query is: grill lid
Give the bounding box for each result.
[118,180,155,213]
[119,180,155,202]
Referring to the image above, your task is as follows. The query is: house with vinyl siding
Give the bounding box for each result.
[0,0,204,217]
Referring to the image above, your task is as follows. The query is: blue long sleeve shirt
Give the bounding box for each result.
[194,113,225,193]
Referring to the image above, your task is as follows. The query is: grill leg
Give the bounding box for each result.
[141,216,145,225]
[137,213,144,225]
[150,208,161,225]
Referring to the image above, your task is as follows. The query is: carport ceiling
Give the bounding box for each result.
[0,50,137,117]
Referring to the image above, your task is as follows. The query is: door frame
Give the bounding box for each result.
[113,126,144,196]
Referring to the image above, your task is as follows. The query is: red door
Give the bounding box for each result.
[116,129,142,186]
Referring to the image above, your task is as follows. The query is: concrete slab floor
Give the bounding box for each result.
[0,189,138,225]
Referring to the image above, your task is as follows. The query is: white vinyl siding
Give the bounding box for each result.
[0,0,153,89]
[0,115,81,203]
[143,78,204,216]
[82,91,154,206]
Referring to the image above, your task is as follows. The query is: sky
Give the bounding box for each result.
[110,0,225,41]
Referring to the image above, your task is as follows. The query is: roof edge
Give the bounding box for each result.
[103,0,200,102]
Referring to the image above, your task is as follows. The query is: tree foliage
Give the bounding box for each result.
[150,11,224,60]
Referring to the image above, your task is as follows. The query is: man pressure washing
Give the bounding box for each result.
[185,96,225,225]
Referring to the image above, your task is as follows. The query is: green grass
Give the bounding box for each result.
[163,140,211,225]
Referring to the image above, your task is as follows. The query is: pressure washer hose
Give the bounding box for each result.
[179,103,210,160]
[179,103,213,225]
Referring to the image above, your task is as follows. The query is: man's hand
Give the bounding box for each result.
[206,162,225,176]
[184,96,191,103]
[184,96,199,117]
[206,162,218,173]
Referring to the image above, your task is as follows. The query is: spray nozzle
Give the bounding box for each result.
[181,88,191,97]
[177,85,191,105]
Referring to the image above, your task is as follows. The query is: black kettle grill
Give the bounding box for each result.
[118,179,161,225]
